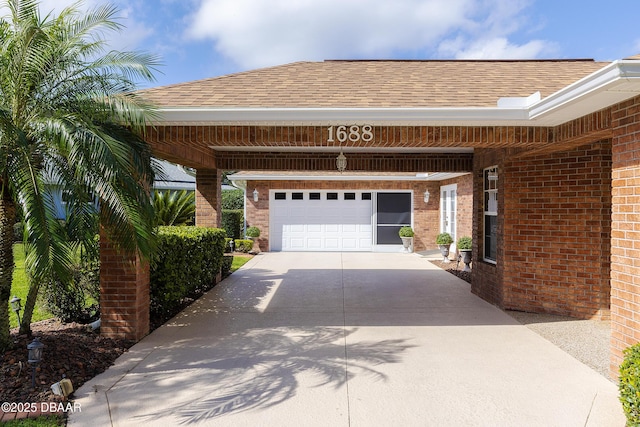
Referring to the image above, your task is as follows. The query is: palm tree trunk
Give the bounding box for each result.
[19,276,38,335]
[0,191,16,350]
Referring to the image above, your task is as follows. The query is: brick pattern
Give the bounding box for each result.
[196,169,221,227]
[100,231,150,341]
[502,141,612,320]
[611,94,640,377]
[471,149,506,306]
[244,178,472,252]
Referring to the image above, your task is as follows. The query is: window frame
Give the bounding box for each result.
[483,166,498,264]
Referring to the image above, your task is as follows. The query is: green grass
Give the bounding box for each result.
[231,255,252,273]
[9,244,53,328]
[1,415,64,426]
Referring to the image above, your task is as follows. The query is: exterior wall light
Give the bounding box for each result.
[253,188,259,202]
[336,151,347,173]
[424,190,430,203]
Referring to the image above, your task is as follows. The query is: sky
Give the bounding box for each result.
[24,0,640,88]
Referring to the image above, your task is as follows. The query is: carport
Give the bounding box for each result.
[98,57,640,378]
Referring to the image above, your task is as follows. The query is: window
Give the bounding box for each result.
[327,192,338,200]
[484,167,498,263]
[274,192,286,200]
[344,193,356,200]
[309,192,321,200]
[292,192,304,200]
[362,193,372,200]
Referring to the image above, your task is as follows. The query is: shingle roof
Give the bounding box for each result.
[139,59,609,108]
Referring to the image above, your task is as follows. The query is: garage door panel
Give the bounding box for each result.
[270,191,373,251]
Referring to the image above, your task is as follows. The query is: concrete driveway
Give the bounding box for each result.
[70,252,624,426]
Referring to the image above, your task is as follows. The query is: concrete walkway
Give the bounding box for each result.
[69,252,624,426]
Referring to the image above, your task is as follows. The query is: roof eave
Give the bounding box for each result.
[150,60,640,128]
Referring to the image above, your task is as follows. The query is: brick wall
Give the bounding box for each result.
[502,141,612,320]
[245,178,472,252]
[611,94,640,376]
[99,233,150,340]
[196,168,221,227]
[472,149,506,306]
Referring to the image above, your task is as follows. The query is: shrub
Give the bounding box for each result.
[44,261,100,324]
[221,255,233,277]
[153,190,195,226]
[13,221,23,242]
[222,189,244,210]
[399,226,414,237]
[620,343,640,425]
[234,239,253,253]
[436,232,453,245]
[150,226,226,321]
[246,226,260,238]
[222,209,243,239]
[457,236,473,250]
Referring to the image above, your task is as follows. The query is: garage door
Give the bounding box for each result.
[270,190,373,251]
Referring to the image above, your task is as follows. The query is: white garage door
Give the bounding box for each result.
[270,190,373,251]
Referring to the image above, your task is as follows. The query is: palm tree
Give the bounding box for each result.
[0,0,160,348]
[153,190,196,226]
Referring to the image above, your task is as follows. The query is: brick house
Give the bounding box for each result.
[101,57,640,378]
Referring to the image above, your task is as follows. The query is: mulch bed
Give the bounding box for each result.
[1,319,134,405]
[429,259,472,284]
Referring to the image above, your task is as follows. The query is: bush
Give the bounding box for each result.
[13,222,23,242]
[399,226,414,237]
[246,226,260,238]
[436,232,453,246]
[234,239,253,253]
[221,255,233,277]
[150,226,226,321]
[620,343,640,425]
[222,209,243,239]
[221,189,244,210]
[457,236,472,250]
[44,261,100,324]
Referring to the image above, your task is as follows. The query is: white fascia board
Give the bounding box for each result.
[528,60,640,122]
[154,106,530,127]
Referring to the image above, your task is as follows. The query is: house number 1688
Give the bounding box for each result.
[327,125,374,143]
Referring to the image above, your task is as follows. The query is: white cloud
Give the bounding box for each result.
[185,0,554,69]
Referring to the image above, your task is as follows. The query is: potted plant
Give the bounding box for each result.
[398,226,414,253]
[457,236,472,272]
[436,232,454,263]
[246,226,261,253]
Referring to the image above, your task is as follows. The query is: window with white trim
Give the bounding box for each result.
[483,166,498,263]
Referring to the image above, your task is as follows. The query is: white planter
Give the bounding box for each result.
[401,237,413,253]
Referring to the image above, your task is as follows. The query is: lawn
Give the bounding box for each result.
[9,244,52,328]
[231,254,252,272]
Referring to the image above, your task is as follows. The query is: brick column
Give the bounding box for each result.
[99,232,150,340]
[196,169,221,227]
[611,95,640,378]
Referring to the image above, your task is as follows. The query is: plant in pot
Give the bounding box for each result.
[398,226,414,253]
[246,226,261,253]
[457,236,473,272]
[436,232,454,263]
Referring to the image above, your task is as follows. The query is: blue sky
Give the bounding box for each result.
[36,0,640,88]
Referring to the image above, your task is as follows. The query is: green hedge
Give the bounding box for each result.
[221,189,244,209]
[222,209,243,239]
[620,343,640,425]
[150,226,226,320]
[234,239,253,253]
